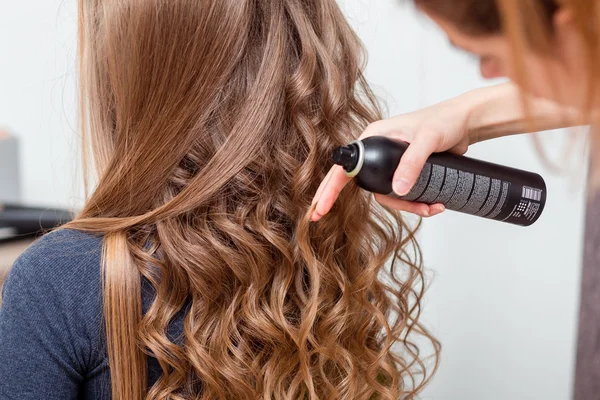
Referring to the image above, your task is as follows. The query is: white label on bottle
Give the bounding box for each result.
[460,175,491,214]
[403,163,432,202]
[524,202,541,220]
[401,163,513,219]
[418,164,446,203]
[503,199,542,222]
[446,170,475,210]
[434,168,459,204]
[487,182,510,219]
[522,186,543,201]
[476,178,502,216]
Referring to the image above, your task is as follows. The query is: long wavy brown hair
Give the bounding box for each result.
[66,0,439,398]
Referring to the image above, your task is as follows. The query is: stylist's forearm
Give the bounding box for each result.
[465,82,584,144]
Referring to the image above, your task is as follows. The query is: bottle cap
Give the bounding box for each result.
[331,140,364,178]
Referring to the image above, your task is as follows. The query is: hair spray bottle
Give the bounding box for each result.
[332,136,547,226]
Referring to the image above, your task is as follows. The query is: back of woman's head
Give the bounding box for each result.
[70,0,438,398]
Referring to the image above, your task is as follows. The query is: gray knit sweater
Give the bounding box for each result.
[0,229,170,399]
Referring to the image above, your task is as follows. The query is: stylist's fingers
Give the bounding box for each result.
[375,194,446,217]
[392,133,439,196]
[310,165,350,221]
[311,167,335,206]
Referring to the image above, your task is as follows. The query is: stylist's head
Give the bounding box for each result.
[415,0,599,111]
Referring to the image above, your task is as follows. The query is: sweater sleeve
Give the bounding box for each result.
[0,229,105,400]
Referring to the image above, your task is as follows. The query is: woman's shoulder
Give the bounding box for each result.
[4,228,105,316]
[2,229,102,322]
[10,228,103,284]
[0,229,109,395]
[4,227,104,320]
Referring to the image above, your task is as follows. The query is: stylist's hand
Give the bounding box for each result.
[311,97,473,221]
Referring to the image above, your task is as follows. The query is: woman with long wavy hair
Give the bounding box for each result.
[0,1,438,399]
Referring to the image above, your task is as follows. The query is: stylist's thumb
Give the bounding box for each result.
[392,133,437,196]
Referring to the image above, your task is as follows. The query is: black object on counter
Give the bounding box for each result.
[332,136,547,226]
[0,204,73,240]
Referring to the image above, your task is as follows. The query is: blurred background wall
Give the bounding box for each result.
[0,1,587,398]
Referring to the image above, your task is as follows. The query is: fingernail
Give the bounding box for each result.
[393,179,411,196]
[432,204,445,215]
[421,209,430,217]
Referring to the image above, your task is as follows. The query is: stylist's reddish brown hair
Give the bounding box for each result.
[68,0,439,399]
[414,0,559,36]
[416,0,600,172]
[415,0,600,113]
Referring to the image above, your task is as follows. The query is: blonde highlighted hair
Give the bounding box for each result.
[67,0,438,398]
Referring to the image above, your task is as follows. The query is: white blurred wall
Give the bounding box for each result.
[0,0,79,208]
[0,1,587,399]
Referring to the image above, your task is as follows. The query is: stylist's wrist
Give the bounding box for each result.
[458,86,500,146]
[463,82,525,145]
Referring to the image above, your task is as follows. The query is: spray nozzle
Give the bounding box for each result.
[332,144,359,172]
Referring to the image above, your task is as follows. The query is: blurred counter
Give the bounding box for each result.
[0,239,34,299]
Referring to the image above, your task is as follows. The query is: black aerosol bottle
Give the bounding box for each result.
[332,136,547,226]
